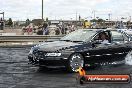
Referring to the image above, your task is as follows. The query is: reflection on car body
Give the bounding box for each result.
[117,29,132,41]
[28,29,132,72]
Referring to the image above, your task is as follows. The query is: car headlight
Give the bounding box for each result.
[45,53,61,57]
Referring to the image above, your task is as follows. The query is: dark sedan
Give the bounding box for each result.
[28,29,132,72]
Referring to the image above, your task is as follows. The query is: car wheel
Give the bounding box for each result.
[67,53,84,72]
[125,51,132,65]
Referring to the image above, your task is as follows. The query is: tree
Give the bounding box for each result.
[90,19,97,22]
[8,18,13,27]
[97,18,104,28]
[97,18,104,23]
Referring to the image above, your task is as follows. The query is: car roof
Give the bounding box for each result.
[78,28,117,33]
[77,29,131,38]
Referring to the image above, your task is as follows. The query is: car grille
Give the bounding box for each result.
[33,50,47,59]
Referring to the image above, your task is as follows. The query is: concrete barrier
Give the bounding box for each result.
[1,33,16,36]
[0,35,64,42]
[0,35,65,46]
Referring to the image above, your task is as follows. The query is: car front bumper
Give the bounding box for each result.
[28,54,69,68]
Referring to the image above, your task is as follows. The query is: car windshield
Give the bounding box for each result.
[60,29,96,42]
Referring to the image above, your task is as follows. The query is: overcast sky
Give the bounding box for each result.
[1,0,132,21]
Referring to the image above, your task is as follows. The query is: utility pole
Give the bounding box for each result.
[129,16,131,28]
[3,12,4,20]
[0,12,4,20]
[108,13,111,27]
[42,0,44,20]
[92,10,96,19]
[129,16,131,22]
[0,12,5,30]
[76,11,78,28]
[76,11,77,21]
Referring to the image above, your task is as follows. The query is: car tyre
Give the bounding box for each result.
[125,51,132,65]
[67,53,84,72]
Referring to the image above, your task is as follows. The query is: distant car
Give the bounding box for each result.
[28,29,132,72]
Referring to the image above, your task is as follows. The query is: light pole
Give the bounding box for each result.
[3,12,4,20]
[0,12,4,20]
[0,12,4,30]
[42,0,44,20]
[75,11,78,28]
[92,10,96,19]
[108,13,111,27]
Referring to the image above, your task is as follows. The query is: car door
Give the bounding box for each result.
[110,30,131,62]
[84,31,114,66]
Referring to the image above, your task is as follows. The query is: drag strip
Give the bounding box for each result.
[0,47,132,88]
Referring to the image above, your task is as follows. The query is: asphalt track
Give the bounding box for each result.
[0,47,132,88]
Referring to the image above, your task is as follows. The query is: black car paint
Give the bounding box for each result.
[28,29,132,68]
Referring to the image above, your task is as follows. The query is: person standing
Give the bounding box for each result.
[33,26,37,33]
[0,21,1,30]
[27,26,32,35]
[55,27,60,35]
[22,26,26,35]
[42,23,49,35]
[0,18,4,30]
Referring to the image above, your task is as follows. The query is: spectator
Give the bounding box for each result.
[60,25,66,34]
[33,26,36,33]
[37,29,43,35]
[42,23,49,35]
[71,24,75,32]
[65,28,68,34]
[99,33,109,44]
[0,18,4,30]
[27,26,33,35]
[55,27,60,35]
[37,25,43,35]
[0,22,1,30]
[22,26,26,35]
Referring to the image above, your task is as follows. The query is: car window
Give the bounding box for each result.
[111,31,124,43]
[93,31,111,43]
[61,29,96,42]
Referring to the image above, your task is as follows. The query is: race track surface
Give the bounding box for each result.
[0,47,132,88]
